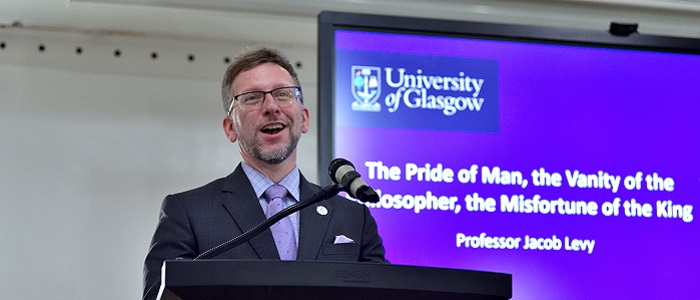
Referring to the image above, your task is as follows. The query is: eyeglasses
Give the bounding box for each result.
[228,86,302,114]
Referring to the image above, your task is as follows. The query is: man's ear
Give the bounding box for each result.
[222,116,237,143]
[301,106,310,134]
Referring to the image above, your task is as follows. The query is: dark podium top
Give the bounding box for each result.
[158,260,512,300]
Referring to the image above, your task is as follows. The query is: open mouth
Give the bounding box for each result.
[261,124,285,135]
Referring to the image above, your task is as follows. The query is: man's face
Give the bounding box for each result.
[225,62,309,165]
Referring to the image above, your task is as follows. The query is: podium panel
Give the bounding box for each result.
[158,260,511,300]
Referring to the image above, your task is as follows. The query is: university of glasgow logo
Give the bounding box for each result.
[351,66,382,112]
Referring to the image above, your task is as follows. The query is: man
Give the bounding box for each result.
[143,46,388,300]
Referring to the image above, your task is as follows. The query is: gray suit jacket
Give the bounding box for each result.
[143,164,388,300]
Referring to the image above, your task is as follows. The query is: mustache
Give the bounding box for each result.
[255,116,291,130]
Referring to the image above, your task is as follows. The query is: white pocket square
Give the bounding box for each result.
[334,235,355,244]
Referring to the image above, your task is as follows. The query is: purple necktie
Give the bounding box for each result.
[263,185,297,260]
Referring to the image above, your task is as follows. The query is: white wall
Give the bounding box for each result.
[0,29,316,299]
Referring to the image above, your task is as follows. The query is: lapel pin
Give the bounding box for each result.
[316,206,328,216]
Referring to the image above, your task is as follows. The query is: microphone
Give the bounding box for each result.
[329,158,379,203]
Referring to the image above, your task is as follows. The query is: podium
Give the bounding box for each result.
[158,260,512,300]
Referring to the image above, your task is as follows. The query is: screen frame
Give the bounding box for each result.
[317,10,700,183]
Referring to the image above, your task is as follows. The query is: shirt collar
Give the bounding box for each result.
[241,162,300,202]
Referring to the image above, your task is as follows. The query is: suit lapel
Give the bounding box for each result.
[220,164,279,260]
[296,175,332,260]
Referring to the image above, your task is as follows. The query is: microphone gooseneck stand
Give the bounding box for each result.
[195,184,342,260]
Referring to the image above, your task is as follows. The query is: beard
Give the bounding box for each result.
[249,131,299,164]
[234,117,301,165]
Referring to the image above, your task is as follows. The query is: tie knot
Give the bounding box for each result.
[264,185,288,202]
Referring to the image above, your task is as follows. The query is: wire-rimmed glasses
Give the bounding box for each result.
[228,86,302,114]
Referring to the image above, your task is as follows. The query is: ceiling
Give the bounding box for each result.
[2,0,700,47]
